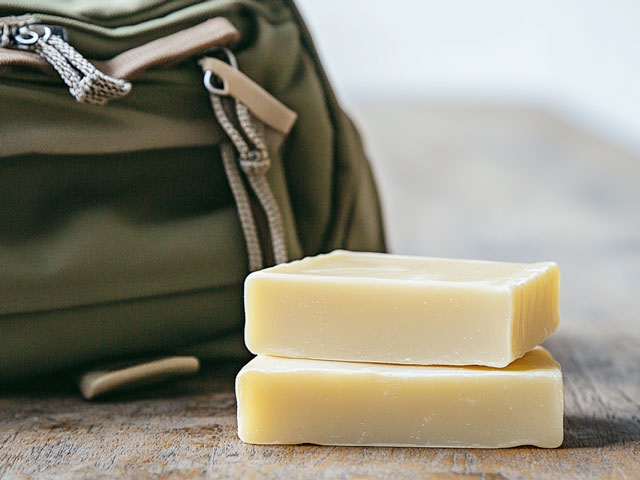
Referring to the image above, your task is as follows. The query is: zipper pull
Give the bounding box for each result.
[13,23,68,45]
[200,48,290,269]
[1,15,131,105]
[200,51,297,135]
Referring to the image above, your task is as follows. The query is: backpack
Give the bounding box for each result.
[0,0,386,385]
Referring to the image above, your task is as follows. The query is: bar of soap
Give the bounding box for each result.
[245,250,559,367]
[236,347,563,448]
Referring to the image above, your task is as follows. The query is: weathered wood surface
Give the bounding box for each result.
[0,330,638,479]
[1,104,639,479]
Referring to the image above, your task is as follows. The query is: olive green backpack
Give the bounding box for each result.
[0,0,386,384]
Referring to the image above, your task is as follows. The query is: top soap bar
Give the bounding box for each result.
[244,250,559,367]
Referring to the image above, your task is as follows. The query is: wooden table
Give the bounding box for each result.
[1,104,638,479]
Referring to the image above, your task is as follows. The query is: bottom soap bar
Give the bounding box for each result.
[236,347,563,448]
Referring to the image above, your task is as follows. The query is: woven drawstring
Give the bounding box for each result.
[38,33,131,104]
[2,16,283,269]
[208,89,288,271]
[235,101,289,266]
[220,142,264,272]
[1,15,131,105]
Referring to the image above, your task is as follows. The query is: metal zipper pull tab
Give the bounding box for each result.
[13,22,68,44]
[1,15,131,105]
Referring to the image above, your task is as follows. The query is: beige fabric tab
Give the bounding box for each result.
[200,56,297,134]
[0,18,240,80]
[77,356,200,400]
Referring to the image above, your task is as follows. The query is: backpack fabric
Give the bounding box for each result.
[0,0,386,381]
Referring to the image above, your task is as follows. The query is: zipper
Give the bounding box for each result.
[1,14,130,104]
[11,22,69,45]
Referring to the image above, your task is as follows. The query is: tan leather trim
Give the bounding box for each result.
[77,356,200,400]
[200,56,298,134]
[0,18,240,80]
[97,18,239,79]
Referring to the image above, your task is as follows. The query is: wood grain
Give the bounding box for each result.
[0,330,638,479]
[1,104,639,479]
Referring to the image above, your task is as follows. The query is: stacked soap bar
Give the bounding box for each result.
[236,250,563,448]
[244,251,560,368]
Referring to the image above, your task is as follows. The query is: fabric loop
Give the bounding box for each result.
[36,33,131,105]
[0,16,131,105]
[70,69,132,105]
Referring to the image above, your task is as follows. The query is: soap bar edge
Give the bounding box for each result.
[235,349,564,448]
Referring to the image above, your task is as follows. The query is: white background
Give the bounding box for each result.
[296,0,640,153]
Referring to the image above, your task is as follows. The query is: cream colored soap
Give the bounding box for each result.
[236,347,564,448]
[245,250,559,367]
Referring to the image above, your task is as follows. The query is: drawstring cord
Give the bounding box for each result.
[2,17,283,270]
[1,15,131,105]
[201,48,288,271]
[220,140,264,272]
[208,90,288,271]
